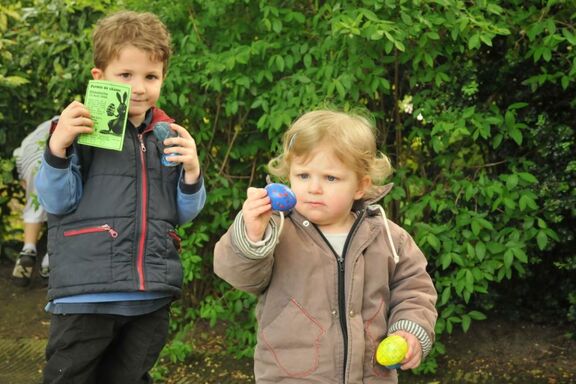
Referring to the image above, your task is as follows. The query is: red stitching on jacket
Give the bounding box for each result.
[364,298,389,377]
[260,297,326,378]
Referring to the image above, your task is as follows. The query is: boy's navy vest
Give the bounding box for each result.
[46,108,183,300]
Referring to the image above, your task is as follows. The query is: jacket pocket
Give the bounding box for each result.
[168,230,181,253]
[64,224,118,238]
[260,298,325,378]
[143,221,183,286]
[364,298,391,377]
[52,222,118,287]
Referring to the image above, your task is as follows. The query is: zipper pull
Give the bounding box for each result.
[101,224,119,238]
[138,133,147,152]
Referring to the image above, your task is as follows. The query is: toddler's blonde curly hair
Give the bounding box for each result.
[268,109,392,200]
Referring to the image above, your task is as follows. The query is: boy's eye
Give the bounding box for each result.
[326,175,338,182]
[297,173,309,180]
[119,73,131,79]
[147,74,159,80]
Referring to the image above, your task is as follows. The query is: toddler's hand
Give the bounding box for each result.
[242,187,273,242]
[50,101,93,158]
[163,123,200,184]
[391,330,422,370]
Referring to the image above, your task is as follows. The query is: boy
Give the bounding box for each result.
[214,110,437,383]
[35,11,206,383]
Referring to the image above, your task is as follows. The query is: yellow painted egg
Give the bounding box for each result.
[376,335,408,368]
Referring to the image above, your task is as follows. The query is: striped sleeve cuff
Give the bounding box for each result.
[388,319,434,358]
[232,212,279,260]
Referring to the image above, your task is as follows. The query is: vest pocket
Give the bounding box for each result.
[260,298,325,378]
[64,224,118,238]
[52,222,118,287]
[142,221,182,286]
[164,229,183,286]
[168,230,181,252]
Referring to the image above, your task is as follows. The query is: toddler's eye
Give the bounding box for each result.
[297,173,309,180]
[119,73,131,79]
[326,175,338,182]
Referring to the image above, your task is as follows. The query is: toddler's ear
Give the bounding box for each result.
[355,175,372,200]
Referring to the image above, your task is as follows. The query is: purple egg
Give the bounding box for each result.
[265,183,297,212]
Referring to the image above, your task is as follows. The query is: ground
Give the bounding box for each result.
[0,254,574,384]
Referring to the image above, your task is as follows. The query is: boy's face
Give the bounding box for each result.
[289,142,370,233]
[91,44,164,126]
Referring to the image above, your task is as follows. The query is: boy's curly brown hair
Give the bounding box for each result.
[92,11,172,75]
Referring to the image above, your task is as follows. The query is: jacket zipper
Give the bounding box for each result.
[137,133,148,291]
[64,224,118,238]
[315,211,365,384]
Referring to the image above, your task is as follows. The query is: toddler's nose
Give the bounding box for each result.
[308,178,323,194]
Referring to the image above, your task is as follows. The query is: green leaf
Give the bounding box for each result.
[536,231,548,250]
[475,242,486,261]
[518,172,537,184]
[503,198,516,210]
[462,314,471,332]
[440,287,451,305]
[0,74,29,87]
[487,3,504,14]
[478,218,494,231]
[480,33,493,47]
[441,253,452,270]
[304,53,312,68]
[509,127,523,145]
[468,310,487,320]
[394,40,406,52]
[519,194,537,211]
[486,242,505,254]
[234,299,243,313]
[334,79,346,98]
[272,18,282,33]
[512,247,528,263]
[504,250,514,269]
[275,55,285,72]
[506,174,519,190]
[466,242,475,258]
[493,133,504,148]
[468,33,480,49]
[428,234,441,252]
[471,220,481,236]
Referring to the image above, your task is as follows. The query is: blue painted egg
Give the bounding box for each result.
[153,122,180,167]
[265,183,297,212]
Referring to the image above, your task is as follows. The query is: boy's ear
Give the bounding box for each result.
[91,68,103,80]
[354,175,372,200]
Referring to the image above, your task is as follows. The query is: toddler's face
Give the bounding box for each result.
[289,143,369,233]
[91,44,164,126]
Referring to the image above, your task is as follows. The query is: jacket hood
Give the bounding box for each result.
[353,182,394,211]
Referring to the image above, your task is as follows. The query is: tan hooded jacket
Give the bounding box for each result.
[214,192,437,383]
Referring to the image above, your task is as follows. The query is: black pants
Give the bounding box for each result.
[43,306,170,384]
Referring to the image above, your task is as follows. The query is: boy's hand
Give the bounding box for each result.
[164,124,200,184]
[50,101,93,158]
[391,330,423,370]
[242,187,273,243]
